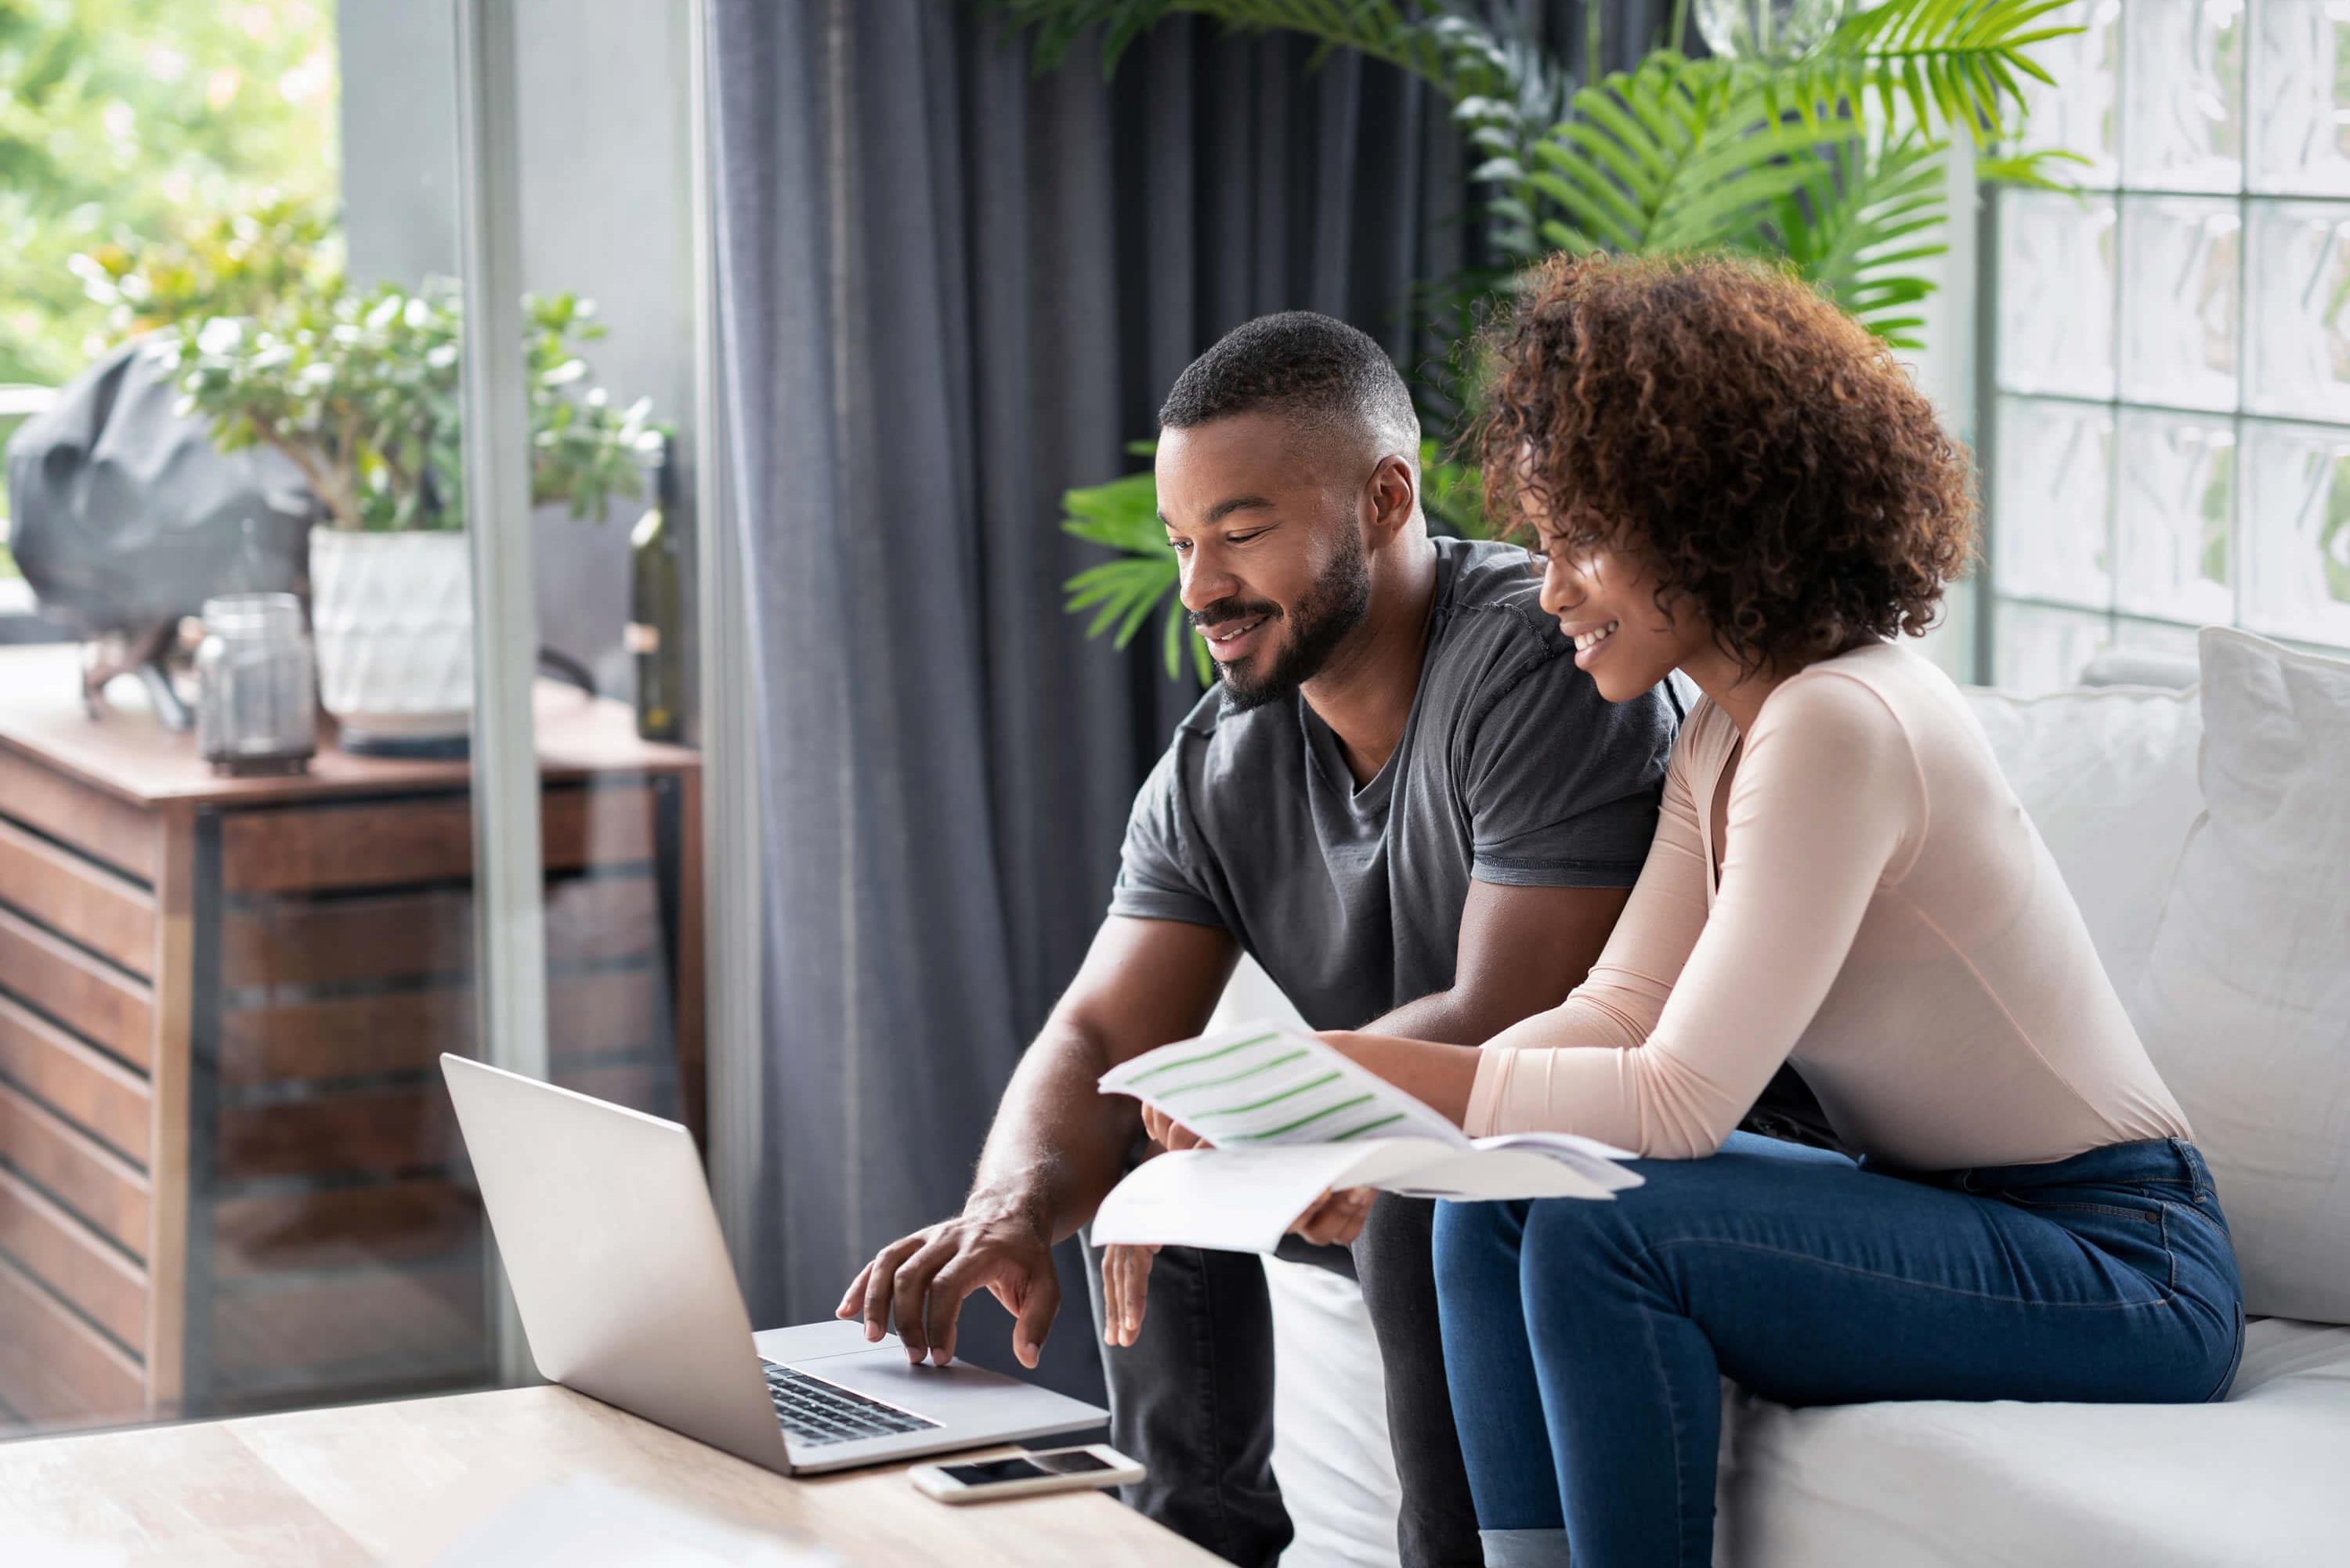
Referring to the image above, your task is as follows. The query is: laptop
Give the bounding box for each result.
[440,1054,1107,1475]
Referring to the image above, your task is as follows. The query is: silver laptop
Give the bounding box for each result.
[441,1054,1106,1475]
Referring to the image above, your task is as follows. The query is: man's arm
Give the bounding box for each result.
[1362,879,1630,1043]
[835,915,1236,1368]
[1145,877,1627,1156]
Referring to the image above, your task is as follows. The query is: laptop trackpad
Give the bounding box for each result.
[754,1320,892,1364]
[811,1349,1027,1409]
[754,1322,1024,1403]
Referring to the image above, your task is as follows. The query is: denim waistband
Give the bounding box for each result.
[1867,1137,2216,1202]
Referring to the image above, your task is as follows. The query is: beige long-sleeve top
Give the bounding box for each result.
[1464,642,2191,1168]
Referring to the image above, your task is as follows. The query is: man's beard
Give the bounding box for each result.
[1198,528,1372,713]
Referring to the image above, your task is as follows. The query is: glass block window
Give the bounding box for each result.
[1985,0,2350,691]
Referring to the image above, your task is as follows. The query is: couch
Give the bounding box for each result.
[1220,627,2350,1567]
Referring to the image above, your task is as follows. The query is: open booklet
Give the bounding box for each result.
[1091,1022,1643,1253]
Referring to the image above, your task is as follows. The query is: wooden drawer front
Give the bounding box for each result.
[0,995,150,1164]
[220,876,660,991]
[222,888,474,989]
[218,1089,460,1183]
[212,1181,480,1281]
[0,908,154,1071]
[219,967,664,1085]
[0,1167,146,1350]
[220,786,656,895]
[210,1263,486,1384]
[0,1255,146,1423]
[217,1058,672,1183]
[0,747,156,884]
[0,817,154,978]
[0,1082,150,1258]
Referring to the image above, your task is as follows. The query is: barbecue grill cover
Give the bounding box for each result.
[4,335,310,635]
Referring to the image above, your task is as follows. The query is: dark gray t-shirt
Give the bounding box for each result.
[1109,536,1683,1030]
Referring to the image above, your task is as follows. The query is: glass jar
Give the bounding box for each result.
[196,592,317,775]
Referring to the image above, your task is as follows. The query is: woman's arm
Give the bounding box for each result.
[1470,675,1922,1154]
[1303,724,1720,1129]
[1479,710,1716,1057]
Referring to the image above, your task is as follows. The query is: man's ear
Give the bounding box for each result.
[1364,453,1418,543]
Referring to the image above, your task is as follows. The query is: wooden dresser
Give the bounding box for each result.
[0,645,702,1433]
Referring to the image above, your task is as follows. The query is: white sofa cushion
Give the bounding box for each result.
[2134,629,2350,1324]
[1959,679,2203,1006]
[1267,1255,1404,1568]
[1717,1317,2350,1567]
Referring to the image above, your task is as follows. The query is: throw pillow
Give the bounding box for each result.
[2137,629,2350,1324]
[1961,681,2203,1013]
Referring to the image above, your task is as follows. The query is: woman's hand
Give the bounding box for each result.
[1101,1242,1159,1346]
[1141,1103,1213,1151]
[1308,1028,1482,1129]
[1290,1186,1376,1247]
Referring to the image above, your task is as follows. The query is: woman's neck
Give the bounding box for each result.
[1678,641,1783,737]
[1682,635,1879,735]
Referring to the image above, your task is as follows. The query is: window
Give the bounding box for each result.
[0,2,704,1443]
[1983,0,2350,691]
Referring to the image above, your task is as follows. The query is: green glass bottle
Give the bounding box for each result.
[627,436,684,742]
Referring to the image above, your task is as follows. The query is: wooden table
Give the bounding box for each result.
[0,645,703,1433]
[0,1382,1212,1566]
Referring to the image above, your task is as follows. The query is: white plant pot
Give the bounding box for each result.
[309,529,474,750]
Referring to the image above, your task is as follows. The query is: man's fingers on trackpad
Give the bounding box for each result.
[893,1240,958,1363]
[924,1260,986,1365]
[862,1237,921,1340]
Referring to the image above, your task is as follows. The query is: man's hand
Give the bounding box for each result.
[1103,1107,1209,1345]
[1100,1243,1159,1347]
[834,1204,1061,1370]
[1290,1187,1375,1246]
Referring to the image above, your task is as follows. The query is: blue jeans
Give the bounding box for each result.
[1434,1133,2245,1568]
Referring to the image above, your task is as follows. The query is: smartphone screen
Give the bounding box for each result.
[939,1451,1115,1487]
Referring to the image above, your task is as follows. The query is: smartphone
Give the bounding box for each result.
[908,1443,1145,1505]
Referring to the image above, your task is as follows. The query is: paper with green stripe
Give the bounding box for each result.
[1094,1021,1642,1252]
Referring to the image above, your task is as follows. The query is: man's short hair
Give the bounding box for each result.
[1159,311,1420,464]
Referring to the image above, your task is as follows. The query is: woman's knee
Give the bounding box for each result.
[1518,1190,1644,1282]
[1432,1198,1528,1299]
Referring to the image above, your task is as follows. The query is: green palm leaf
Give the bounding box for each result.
[1768,132,1949,349]
[1765,0,2080,144]
[1529,57,1826,262]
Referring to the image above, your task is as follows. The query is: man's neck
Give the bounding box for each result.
[1300,537,1441,786]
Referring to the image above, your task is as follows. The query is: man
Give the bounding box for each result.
[838,312,1679,1567]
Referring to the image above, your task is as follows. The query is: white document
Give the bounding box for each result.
[1093,1023,1643,1252]
[1099,1022,1471,1148]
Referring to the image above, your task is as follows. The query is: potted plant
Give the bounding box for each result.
[157,262,655,750]
[996,0,2075,681]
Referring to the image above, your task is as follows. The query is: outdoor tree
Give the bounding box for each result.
[0,0,339,388]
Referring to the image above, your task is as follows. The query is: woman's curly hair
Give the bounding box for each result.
[1473,251,1977,674]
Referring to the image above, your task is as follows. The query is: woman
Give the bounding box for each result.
[1273,255,2243,1567]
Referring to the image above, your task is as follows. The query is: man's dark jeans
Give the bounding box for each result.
[1082,1194,1480,1568]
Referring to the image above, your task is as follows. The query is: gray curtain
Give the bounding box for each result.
[708,0,1677,1399]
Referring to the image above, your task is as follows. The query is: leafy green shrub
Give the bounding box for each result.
[168,275,656,533]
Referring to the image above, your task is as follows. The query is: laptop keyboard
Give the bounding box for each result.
[761,1359,940,1448]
